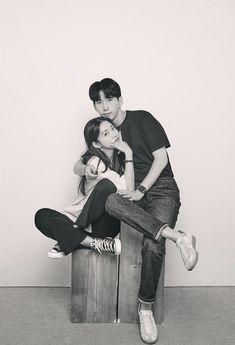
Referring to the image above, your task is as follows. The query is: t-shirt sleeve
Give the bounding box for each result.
[141,111,170,153]
[87,156,127,190]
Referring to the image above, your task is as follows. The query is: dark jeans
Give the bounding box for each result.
[34,179,120,255]
[106,176,181,303]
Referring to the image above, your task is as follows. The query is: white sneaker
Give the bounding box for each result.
[176,233,198,270]
[138,307,158,344]
[48,243,65,259]
[90,237,121,255]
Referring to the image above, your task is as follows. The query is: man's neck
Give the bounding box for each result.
[113,110,126,127]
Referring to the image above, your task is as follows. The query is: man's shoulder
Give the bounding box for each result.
[127,109,151,116]
[127,109,153,120]
[127,110,157,123]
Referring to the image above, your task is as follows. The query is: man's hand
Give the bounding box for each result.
[117,189,144,201]
[85,165,98,180]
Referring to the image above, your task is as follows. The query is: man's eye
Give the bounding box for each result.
[96,101,102,105]
[108,98,113,101]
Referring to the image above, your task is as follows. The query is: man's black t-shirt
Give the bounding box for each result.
[118,110,174,183]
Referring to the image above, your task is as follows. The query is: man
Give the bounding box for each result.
[74,78,198,344]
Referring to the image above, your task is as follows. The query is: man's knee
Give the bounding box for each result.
[105,193,121,214]
[142,237,166,259]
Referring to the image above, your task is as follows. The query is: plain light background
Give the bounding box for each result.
[1,0,234,287]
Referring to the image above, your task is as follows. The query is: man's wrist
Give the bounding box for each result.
[137,184,148,195]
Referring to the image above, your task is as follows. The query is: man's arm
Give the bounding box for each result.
[73,158,98,179]
[118,147,167,201]
[140,147,168,190]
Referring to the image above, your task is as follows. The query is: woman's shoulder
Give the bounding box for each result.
[87,156,99,165]
[87,156,106,174]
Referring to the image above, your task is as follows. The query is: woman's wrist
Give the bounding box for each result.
[125,150,133,160]
[84,164,87,176]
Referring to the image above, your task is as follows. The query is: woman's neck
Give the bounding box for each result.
[100,148,114,161]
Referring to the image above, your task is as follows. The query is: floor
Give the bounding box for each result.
[0,287,234,345]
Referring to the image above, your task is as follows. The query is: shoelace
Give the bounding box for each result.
[53,243,62,251]
[90,239,114,254]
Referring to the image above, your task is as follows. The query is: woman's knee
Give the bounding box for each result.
[95,179,117,194]
[34,208,50,229]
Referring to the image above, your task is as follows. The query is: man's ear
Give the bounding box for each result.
[118,96,123,107]
[92,141,101,149]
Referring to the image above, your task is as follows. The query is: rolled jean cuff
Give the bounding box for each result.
[138,294,155,304]
[154,223,168,241]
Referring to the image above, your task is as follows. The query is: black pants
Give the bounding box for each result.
[34,179,120,255]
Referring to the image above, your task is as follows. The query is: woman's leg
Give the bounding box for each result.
[35,180,121,256]
[74,178,119,234]
[34,208,88,255]
[75,179,121,254]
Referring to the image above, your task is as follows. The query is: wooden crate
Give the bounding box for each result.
[71,225,165,324]
[71,248,118,323]
[118,223,165,324]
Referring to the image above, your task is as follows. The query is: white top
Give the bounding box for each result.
[62,156,126,225]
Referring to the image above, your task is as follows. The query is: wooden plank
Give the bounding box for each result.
[118,223,165,324]
[71,249,118,323]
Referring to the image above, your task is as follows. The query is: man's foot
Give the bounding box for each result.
[176,233,198,270]
[90,237,121,255]
[48,243,65,259]
[138,307,158,344]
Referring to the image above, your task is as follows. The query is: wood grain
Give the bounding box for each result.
[71,249,118,323]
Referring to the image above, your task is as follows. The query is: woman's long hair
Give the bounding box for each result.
[78,117,122,195]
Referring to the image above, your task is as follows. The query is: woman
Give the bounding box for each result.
[35,117,134,258]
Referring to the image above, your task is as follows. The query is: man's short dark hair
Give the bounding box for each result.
[89,78,121,102]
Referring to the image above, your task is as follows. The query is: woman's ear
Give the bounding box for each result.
[92,141,101,149]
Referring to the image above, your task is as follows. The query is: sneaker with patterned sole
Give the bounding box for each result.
[90,237,121,255]
[138,306,158,344]
[48,243,65,259]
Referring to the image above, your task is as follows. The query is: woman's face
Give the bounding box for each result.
[95,121,119,149]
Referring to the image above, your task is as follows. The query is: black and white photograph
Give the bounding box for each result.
[0,1,234,345]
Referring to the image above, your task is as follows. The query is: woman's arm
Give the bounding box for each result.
[114,141,134,191]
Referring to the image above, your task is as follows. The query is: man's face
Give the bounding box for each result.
[93,90,123,122]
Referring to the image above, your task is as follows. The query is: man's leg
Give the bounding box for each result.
[105,193,167,240]
[106,177,180,343]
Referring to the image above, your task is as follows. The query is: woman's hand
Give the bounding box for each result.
[114,140,133,158]
[117,189,144,201]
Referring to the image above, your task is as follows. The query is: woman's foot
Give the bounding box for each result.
[176,232,198,270]
[48,243,65,259]
[90,237,121,255]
